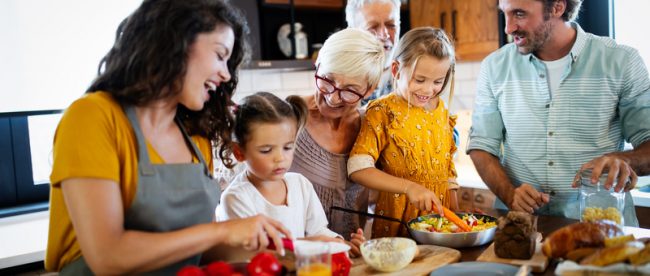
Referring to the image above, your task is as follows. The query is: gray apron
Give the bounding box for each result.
[61,106,221,275]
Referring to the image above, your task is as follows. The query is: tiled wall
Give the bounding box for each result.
[233,69,316,103]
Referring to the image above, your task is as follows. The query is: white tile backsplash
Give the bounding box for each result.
[236,69,253,94]
[451,62,480,112]
[250,70,283,90]
[454,62,474,81]
[455,79,478,97]
[234,69,315,103]
[281,71,313,90]
[453,95,476,111]
[471,62,483,78]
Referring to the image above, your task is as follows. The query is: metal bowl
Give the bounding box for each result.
[407,213,497,248]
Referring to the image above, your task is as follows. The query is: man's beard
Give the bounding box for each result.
[513,20,552,55]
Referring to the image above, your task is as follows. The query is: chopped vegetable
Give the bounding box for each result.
[410,214,497,233]
[433,206,473,232]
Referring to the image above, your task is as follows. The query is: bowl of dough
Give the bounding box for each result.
[360,237,417,272]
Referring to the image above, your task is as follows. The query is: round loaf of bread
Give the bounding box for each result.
[494,211,537,260]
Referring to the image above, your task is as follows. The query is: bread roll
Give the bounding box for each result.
[494,211,537,259]
[565,247,598,263]
[542,220,624,259]
[629,243,650,266]
[580,241,644,266]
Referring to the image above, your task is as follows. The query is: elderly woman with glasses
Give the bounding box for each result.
[289,28,385,242]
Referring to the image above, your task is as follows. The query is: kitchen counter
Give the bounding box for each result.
[0,211,48,269]
[456,209,650,276]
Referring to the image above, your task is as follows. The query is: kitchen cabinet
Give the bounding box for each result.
[257,1,346,60]
[459,187,496,211]
[254,0,411,61]
[409,0,500,61]
[636,206,650,229]
[264,0,343,9]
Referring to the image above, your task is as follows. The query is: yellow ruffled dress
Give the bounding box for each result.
[350,93,457,238]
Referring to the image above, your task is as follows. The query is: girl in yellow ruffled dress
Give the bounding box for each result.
[348,27,459,238]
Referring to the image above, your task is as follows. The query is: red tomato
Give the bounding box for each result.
[465,216,478,227]
[332,252,352,276]
[247,252,282,276]
[204,261,234,276]
[177,265,206,276]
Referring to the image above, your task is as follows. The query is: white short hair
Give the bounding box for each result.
[345,0,401,28]
[316,28,385,89]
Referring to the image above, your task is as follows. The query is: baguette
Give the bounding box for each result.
[564,247,598,263]
[542,220,623,259]
[629,243,650,266]
[580,241,644,266]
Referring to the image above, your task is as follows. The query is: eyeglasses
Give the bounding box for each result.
[314,66,367,104]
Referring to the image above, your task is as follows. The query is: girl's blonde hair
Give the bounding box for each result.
[393,27,455,93]
[316,28,385,90]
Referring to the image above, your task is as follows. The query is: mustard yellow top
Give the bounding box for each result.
[45,92,213,271]
[349,93,457,238]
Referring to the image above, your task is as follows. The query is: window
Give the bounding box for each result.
[613,0,650,67]
[0,0,141,113]
[0,0,141,216]
[0,111,61,217]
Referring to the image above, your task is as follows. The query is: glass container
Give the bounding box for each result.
[578,169,625,225]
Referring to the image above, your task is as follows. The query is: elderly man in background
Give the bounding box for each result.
[346,0,401,105]
[468,0,650,226]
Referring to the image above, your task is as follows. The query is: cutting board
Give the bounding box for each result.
[476,233,548,273]
[351,245,461,275]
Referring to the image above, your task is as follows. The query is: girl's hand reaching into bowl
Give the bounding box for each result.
[404,181,444,215]
[348,228,365,258]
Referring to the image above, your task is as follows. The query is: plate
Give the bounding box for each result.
[430,262,524,276]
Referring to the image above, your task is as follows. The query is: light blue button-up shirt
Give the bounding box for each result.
[468,23,650,226]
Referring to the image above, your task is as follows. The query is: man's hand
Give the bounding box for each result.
[510,183,550,213]
[573,154,637,192]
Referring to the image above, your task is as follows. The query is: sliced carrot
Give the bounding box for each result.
[433,206,472,232]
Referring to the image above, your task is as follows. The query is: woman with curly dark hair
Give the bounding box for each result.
[45,0,290,274]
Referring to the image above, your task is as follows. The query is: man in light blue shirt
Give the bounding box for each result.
[468,0,650,226]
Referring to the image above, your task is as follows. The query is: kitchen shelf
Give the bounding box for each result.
[241,59,315,70]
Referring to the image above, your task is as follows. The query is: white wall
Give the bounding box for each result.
[614,0,650,69]
[0,0,141,113]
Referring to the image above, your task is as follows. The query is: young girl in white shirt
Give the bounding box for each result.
[216,92,365,256]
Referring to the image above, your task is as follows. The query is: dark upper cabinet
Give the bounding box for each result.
[233,0,410,63]
[263,0,343,9]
